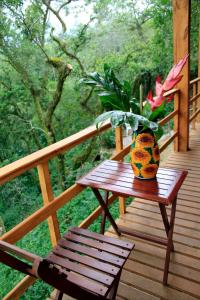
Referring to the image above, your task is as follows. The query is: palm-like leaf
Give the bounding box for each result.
[81,64,139,113]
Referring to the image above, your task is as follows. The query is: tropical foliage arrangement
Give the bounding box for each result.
[82,54,188,179]
[82,54,189,140]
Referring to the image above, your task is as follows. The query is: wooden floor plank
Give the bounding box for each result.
[121,211,200,239]
[124,259,200,297]
[133,199,200,217]
[121,270,198,300]
[126,206,200,231]
[130,201,200,223]
[131,250,200,283]
[117,282,160,300]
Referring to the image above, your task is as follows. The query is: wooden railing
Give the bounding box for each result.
[189,77,200,127]
[0,87,183,300]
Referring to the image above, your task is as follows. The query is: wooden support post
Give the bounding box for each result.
[37,163,61,246]
[197,19,200,122]
[192,83,197,129]
[115,127,126,215]
[173,0,191,151]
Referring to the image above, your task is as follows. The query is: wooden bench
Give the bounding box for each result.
[0,227,134,300]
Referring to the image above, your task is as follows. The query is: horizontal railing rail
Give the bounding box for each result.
[158,109,178,126]
[190,77,200,85]
[190,92,200,104]
[190,108,200,122]
[0,122,111,186]
[0,87,181,300]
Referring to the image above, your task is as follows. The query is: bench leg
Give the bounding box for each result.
[163,197,177,285]
[159,203,174,252]
[92,188,121,236]
[108,270,122,300]
[55,290,63,300]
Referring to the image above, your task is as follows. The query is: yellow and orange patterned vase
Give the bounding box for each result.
[130,129,160,179]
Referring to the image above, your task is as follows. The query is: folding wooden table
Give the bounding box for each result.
[77,160,187,285]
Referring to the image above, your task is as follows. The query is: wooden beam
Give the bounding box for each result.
[198,17,200,122]
[0,183,84,244]
[190,108,200,123]
[158,109,178,126]
[37,163,61,246]
[190,91,200,104]
[115,127,126,215]
[163,88,179,96]
[0,121,111,186]
[111,144,131,161]
[3,276,35,300]
[190,77,200,85]
[173,0,191,151]
[160,132,178,153]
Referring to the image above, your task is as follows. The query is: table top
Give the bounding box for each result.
[77,160,188,205]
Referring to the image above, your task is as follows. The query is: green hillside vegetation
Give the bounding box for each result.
[0,0,199,299]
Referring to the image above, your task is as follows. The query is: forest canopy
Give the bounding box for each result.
[0,0,199,299]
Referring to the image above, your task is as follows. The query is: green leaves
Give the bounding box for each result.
[154,124,164,141]
[95,111,115,128]
[81,64,140,113]
[149,101,166,122]
[142,101,152,119]
[142,100,166,123]
[95,110,159,133]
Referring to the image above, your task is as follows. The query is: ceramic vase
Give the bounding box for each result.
[130,128,160,179]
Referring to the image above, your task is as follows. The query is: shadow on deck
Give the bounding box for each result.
[50,127,200,300]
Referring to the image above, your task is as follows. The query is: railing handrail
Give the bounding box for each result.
[163,88,179,96]
[0,121,111,185]
[190,77,200,85]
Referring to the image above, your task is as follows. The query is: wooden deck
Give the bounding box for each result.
[50,127,200,300]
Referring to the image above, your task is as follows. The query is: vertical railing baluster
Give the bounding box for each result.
[174,91,180,152]
[192,83,197,129]
[37,162,61,246]
[115,127,126,214]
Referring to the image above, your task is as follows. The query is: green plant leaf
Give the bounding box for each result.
[130,100,140,114]
[149,101,166,122]
[154,125,164,141]
[110,111,125,128]
[127,115,139,131]
[99,94,123,110]
[142,101,152,119]
[94,111,114,128]
[81,65,139,113]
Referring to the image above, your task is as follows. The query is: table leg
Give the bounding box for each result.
[100,191,109,234]
[92,188,121,236]
[163,197,177,285]
[159,203,174,252]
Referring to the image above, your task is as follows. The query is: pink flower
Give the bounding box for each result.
[147,54,189,110]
